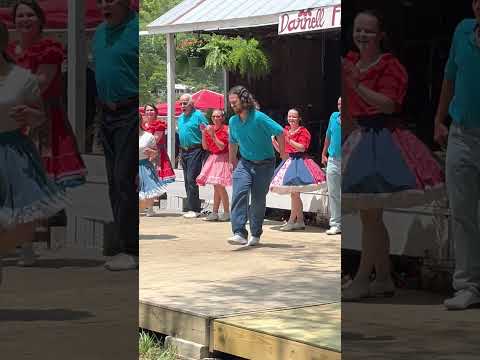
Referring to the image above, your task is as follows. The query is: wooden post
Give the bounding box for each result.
[223,69,229,114]
[68,0,86,152]
[166,33,176,165]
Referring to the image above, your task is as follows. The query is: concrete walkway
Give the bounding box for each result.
[342,290,480,360]
[0,247,138,360]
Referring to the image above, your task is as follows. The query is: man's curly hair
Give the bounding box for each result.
[228,85,256,111]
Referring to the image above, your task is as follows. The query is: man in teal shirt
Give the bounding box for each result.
[93,0,139,271]
[434,0,480,310]
[177,93,208,218]
[228,86,285,246]
[322,97,342,235]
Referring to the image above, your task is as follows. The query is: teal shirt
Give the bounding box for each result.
[326,112,341,158]
[92,12,139,103]
[229,110,284,161]
[444,19,480,128]
[177,109,208,148]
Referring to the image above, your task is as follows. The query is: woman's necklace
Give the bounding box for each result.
[289,126,300,135]
[357,53,382,71]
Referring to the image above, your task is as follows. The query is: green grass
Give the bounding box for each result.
[139,331,177,360]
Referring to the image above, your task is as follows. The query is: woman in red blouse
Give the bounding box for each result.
[196,109,232,222]
[6,0,87,267]
[142,104,175,183]
[140,104,175,216]
[342,10,444,301]
[7,0,87,188]
[270,109,326,231]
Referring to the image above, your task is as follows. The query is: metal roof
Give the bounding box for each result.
[147,0,340,34]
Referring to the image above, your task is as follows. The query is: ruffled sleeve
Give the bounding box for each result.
[36,39,65,65]
[376,54,408,107]
[148,120,166,133]
[295,127,311,150]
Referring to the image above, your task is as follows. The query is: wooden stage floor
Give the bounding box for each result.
[139,213,341,359]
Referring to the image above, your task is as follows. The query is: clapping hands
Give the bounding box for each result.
[10,105,32,127]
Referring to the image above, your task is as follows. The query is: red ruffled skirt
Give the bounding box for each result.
[27,99,87,189]
[156,146,176,183]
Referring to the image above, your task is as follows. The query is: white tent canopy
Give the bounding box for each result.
[147,0,340,34]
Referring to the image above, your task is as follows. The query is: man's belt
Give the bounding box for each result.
[99,96,139,112]
[244,158,275,165]
[180,144,202,153]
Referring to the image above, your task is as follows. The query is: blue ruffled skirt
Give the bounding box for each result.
[0,130,68,230]
[270,153,327,194]
[342,116,445,210]
[139,159,167,200]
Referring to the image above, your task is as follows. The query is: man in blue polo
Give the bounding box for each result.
[227,86,286,246]
[434,0,480,310]
[177,93,208,218]
[322,97,342,235]
[93,0,138,270]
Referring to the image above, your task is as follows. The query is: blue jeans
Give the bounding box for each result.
[180,147,207,213]
[327,157,341,229]
[446,124,480,291]
[231,158,275,238]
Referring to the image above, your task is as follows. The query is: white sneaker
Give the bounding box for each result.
[247,236,260,246]
[369,278,395,297]
[444,288,480,310]
[104,253,138,271]
[342,278,371,301]
[218,213,230,222]
[326,226,341,235]
[228,234,247,245]
[293,222,306,230]
[145,207,156,217]
[203,212,219,221]
[183,211,200,218]
[280,222,296,231]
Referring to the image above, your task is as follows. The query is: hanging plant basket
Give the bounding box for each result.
[187,56,203,68]
[201,35,270,79]
[178,37,208,69]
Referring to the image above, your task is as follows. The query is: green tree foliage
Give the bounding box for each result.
[139,0,182,31]
[139,0,222,104]
[139,35,167,104]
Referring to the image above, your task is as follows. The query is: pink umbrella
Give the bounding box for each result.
[156,102,182,116]
[191,89,224,111]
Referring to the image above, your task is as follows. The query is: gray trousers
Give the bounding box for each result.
[446,124,480,291]
[326,157,341,229]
